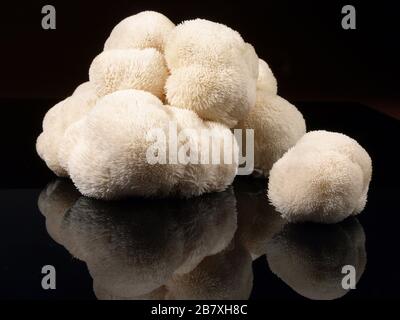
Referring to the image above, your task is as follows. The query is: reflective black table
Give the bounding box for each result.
[0,101,399,300]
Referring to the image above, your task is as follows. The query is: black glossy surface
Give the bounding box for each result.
[0,101,399,300]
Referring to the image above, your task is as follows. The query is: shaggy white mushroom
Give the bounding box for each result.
[235,59,306,176]
[164,19,259,127]
[237,94,306,176]
[36,82,98,177]
[104,11,175,52]
[89,48,169,99]
[268,130,372,223]
[256,59,277,95]
[60,89,238,199]
[72,81,94,95]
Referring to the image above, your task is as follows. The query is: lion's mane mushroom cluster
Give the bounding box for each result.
[36,11,372,223]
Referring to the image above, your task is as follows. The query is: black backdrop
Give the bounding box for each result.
[1,0,399,101]
[0,1,400,303]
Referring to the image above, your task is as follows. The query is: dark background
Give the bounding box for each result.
[0,0,399,302]
[1,0,399,102]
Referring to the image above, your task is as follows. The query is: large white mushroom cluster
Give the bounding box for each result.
[37,11,372,223]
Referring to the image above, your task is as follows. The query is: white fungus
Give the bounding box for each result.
[164,19,259,127]
[36,10,372,221]
[89,48,169,99]
[236,58,306,176]
[268,130,372,223]
[104,11,175,53]
[36,82,98,177]
[236,94,306,176]
[59,89,238,199]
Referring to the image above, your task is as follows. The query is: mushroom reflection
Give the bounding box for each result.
[165,238,253,300]
[265,218,366,300]
[234,177,287,259]
[38,180,248,299]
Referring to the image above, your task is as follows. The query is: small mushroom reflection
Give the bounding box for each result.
[265,219,367,300]
[38,179,253,300]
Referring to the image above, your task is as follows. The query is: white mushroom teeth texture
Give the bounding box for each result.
[236,94,306,176]
[235,58,305,176]
[257,59,278,95]
[268,130,372,223]
[164,19,259,127]
[104,11,175,52]
[36,82,98,177]
[89,48,168,99]
[59,89,238,200]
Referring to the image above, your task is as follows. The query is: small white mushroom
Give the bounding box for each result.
[268,130,372,223]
